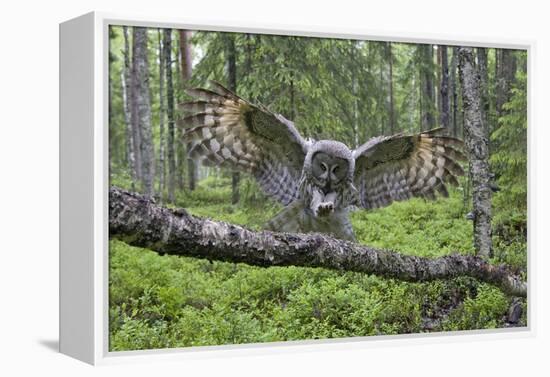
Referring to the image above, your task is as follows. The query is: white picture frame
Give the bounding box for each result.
[59,11,534,365]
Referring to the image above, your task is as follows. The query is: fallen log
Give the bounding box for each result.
[109,186,527,297]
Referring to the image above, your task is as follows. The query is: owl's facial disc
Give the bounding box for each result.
[311,152,349,190]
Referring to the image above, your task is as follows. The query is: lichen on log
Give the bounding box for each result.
[108,186,527,297]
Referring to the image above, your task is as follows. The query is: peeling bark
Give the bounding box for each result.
[458,47,493,258]
[109,187,526,297]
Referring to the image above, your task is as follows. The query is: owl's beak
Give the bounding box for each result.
[329,164,341,184]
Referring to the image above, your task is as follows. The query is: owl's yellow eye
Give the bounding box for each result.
[320,163,327,172]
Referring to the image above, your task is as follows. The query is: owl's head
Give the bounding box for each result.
[304,140,355,192]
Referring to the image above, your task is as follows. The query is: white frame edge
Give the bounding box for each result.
[59,11,535,365]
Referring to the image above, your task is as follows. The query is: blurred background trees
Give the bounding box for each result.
[108,26,527,250]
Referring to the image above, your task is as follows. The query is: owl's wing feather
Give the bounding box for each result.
[353,129,466,209]
[181,81,309,205]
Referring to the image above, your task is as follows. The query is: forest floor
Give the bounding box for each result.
[109,174,527,351]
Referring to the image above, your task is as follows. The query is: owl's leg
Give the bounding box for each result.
[330,210,356,241]
[264,201,304,233]
[311,189,337,217]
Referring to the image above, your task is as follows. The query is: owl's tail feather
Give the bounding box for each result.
[264,201,304,234]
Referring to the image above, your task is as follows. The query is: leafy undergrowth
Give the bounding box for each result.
[109,176,527,351]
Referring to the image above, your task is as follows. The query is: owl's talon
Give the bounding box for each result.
[315,202,334,217]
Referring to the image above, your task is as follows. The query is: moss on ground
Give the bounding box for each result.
[109,176,527,351]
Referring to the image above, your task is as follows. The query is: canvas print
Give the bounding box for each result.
[108,25,527,351]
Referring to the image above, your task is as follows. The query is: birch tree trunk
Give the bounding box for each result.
[121,27,135,190]
[128,27,142,182]
[157,30,166,200]
[164,29,176,203]
[132,27,154,196]
[458,47,492,258]
[179,30,196,191]
[121,27,134,179]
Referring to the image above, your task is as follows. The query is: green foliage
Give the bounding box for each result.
[109,184,525,351]
[352,189,474,258]
[441,284,509,331]
[491,66,527,231]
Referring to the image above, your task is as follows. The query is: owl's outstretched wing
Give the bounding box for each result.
[352,129,466,209]
[181,81,310,205]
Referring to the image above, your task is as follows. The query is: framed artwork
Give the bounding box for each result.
[60,12,531,365]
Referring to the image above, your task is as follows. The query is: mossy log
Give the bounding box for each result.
[109,186,527,297]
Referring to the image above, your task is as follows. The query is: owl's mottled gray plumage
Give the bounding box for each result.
[182,81,466,241]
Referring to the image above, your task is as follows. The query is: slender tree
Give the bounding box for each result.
[128,27,143,182]
[450,47,459,137]
[458,46,492,258]
[157,30,166,199]
[477,48,489,133]
[387,42,395,134]
[224,33,240,204]
[164,28,176,203]
[439,45,450,130]
[495,49,516,120]
[174,37,186,191]
[132,27,154,196]
[350,41,360,146]
[121,26,135,190]
[419,44,436,130]
[179,30,196,191]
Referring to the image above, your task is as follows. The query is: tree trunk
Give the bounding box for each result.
[109,186,526,297]
[349,41,359,146]
[132,27,154,196]
[157,30,166,200]
[477,48,489,133]
[419,44,436,131]
[225,34,240,204]
[458,47,492,258]
[439,45,450,131]
[450,47,459,137]
[378,48,386,135]
[495,49,517,120]
[121,27,135,191]
[128,27,142,182]
[163,29,176,203]
[387,42,395,134]
[179,30,196,191]
[174,36,185,191]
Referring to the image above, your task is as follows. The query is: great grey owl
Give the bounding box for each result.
[181,81,465,241]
